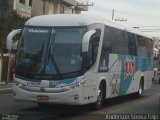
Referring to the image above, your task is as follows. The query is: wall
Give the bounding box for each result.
[13,0,32,18]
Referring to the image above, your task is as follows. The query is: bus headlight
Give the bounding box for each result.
[62,79,86,90]
[15,81,25,88]
[62,83,79,90]
[78,79,86,85]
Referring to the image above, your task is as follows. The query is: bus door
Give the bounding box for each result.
[82,28,101,103]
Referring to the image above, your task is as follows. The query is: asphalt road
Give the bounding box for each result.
[0,80,160,120]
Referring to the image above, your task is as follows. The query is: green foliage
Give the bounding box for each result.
[0,10,29,53]
[6,10,29,35]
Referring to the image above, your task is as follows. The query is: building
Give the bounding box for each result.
[12,0,89,17]
[32,0,88,16]
[0,0,89,83]
[13,0,32,18]
[0,0,14,33]
[0,0,89,30]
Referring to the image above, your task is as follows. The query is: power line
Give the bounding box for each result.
[141,31,160,32]
[140,29,160,31]
[138,26,160,28]
[133,26,160,33]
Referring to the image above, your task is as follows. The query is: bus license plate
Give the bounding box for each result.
[37,95,49,100]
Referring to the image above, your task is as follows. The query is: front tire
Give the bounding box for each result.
[93,83,104,109]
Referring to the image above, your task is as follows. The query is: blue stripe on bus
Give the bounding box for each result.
[49,77,76,88]
[118,55,149,95]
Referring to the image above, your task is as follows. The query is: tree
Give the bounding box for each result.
[1,10,29,53]
[0,10,29,84]
[6,10,29,36]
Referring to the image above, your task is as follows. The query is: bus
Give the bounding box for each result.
[6,14,154,109]
[153,47,160,84]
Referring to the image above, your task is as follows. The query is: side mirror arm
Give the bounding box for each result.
[6,29,22,50]
[82,30,96,52]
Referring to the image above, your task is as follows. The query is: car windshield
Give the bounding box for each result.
[15,27,86,80]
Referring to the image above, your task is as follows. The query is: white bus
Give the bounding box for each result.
[7,14,153,109]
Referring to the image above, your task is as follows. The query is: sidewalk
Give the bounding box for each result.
[0,82,13,94]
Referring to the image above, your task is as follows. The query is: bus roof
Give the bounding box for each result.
[25,14,152,39]
[25,14,104,26]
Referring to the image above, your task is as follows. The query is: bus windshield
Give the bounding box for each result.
[15,27,86,80]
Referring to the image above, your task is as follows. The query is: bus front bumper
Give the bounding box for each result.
[13,84,84,105]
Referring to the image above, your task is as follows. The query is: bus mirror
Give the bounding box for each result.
[82,30,96,52]
[6,29,22,50]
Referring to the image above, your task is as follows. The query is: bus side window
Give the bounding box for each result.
[137,35,148,57]
[128,32,137,56]
[98,26,112,72]
[87,30,101,67]
[92,37,100,63]
[147,38,153,58]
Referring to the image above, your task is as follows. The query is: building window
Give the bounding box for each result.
[29,0,32,6]
[19,0,25,4]
[59,5,65,14]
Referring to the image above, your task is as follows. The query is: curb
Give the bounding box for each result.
[0,88,13,94]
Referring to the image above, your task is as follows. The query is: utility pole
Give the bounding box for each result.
[112,9,127,22]
[42,0,46,15]
[112,9,114,20]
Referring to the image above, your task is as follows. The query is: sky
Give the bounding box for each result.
[82,0,160,38]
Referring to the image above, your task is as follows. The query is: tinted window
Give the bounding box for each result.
[102,26,152,58]
[127,32,137,55]
[112,28,125,54]
[102,26,112,53]
[137,35,147,57]
[146,38,153,57]
[102,26,129,55]
[87,29,101,67]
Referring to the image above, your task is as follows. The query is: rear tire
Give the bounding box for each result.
[93,83,104,110]
[135,80,143,98]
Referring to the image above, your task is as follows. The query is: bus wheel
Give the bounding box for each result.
[135,80,143,98]
[94,83,104,109]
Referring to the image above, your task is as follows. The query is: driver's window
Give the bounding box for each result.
[87,31,101,67]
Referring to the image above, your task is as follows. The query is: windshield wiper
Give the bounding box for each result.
[46,39,64,78]
[49,53,63,79]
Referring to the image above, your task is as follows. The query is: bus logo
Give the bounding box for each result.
[40,87,45,92]
[124,59,135,79]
